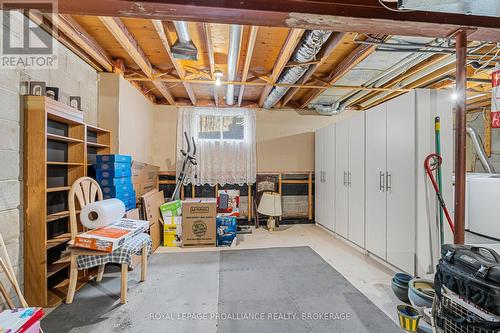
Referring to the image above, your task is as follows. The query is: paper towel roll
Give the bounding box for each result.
[80,199,125,229]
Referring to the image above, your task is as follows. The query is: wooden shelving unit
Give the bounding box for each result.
[23,96,111,307]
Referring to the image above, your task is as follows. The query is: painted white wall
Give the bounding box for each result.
[98,74,156,164]
[150,106,350,172]
[0,11,98,305]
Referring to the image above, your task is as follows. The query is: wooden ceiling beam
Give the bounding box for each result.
[152,20,197,105]
[258,28,305,107]
[18,0,500,43]
[99,16,175,105]
[281,32,347,107]
[299,34,388,109]
[238,26,259,107]
[51,14,114,72]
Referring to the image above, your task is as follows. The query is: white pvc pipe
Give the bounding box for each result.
[226,25,242,106]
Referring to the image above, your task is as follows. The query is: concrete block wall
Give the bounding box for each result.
[0,11,98,308]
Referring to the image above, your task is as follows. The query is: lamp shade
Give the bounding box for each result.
[257,192,282,216]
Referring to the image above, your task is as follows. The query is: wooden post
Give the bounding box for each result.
[278,173,282,222]
[192,183,195,198]
[454,29,467,245]
[484,111,492,157]
[308,172,313,220]
[181,185,185,200]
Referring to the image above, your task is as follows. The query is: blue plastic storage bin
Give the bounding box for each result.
[96,169,132,179]
[96,176,132,187]
[96,154,132,164]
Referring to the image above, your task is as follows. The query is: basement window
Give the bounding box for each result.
[198,115,245,141]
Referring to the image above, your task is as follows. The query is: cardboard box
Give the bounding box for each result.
[141,190,165,251]
[96,154,132,164]
[73,218,149,252]
[182,199,216,247]
[160,200,182,220]
[132,161,160,197]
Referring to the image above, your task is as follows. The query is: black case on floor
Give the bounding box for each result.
[436,244,500,317]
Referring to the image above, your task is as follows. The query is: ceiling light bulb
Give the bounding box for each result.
[451,92,458,101]
[214,70,223,87]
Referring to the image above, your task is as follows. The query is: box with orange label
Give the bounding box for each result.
[181,199,216,247]
[73,219,149,252]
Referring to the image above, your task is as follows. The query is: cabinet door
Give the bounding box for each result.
[365,104,387,259]
[386,92,416,273]
[314,128,324,226]
[335,120,349,238]
[348,113,366,247]
[324,124,336,231]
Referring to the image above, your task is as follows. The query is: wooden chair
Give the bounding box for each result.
[66,177,149,304]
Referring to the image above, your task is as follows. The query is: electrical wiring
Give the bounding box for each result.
[377,0,415,13]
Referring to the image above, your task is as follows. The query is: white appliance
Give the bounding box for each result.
[468,175,500,240]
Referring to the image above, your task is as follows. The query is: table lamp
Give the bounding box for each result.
[257,192,282,231]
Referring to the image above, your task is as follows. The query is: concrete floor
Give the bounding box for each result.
[157,224,402,324]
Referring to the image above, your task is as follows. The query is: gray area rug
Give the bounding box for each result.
[42,247,402,333]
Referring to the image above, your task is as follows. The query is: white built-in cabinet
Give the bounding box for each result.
[315,125,335,231]
[315,90,453,275]
[365,93,416,273]
[334,113,365,247]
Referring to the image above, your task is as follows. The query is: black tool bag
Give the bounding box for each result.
[435,244,500,320]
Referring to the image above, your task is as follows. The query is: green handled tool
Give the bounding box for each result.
[435,116,444,246]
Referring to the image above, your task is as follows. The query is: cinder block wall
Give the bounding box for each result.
[0,11,98,307]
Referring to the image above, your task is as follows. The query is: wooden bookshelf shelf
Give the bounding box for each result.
[47,276,90,307]
[46,210,80,223]
[47,262,70,278]
[46,162,84,166]
[46,186,71,193]
[46,133,83,144]
[46,233,71,250]
[24,96,112,307]
[86,142,110,148]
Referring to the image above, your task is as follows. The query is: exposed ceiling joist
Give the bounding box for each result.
[53,14,114,72]
[98,16,176,105]
[281,32,347,107]
[28,12,104,71]
[238,26,259,107]
[300,34,388,108]
[258,28,305,107]
[152,20,197,105]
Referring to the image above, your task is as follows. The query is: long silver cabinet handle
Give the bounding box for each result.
[386,172,392,192]
[379,171,385,192]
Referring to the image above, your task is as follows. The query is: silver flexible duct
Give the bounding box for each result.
[226,25,242,106]
[263,30,332,109]
[466,125,496,174]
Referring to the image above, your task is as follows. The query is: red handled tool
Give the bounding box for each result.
[424,153,455,233]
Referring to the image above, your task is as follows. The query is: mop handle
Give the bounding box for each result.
[424,154,455,233]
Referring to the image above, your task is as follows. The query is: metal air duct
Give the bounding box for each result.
[466,125,496,174]
[263,30,332,109]
[226,25,242,106]
[172,21,198,60]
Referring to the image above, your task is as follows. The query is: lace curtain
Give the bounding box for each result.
[176,107,256,186]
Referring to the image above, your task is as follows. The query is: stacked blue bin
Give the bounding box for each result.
[94,155,136,211]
